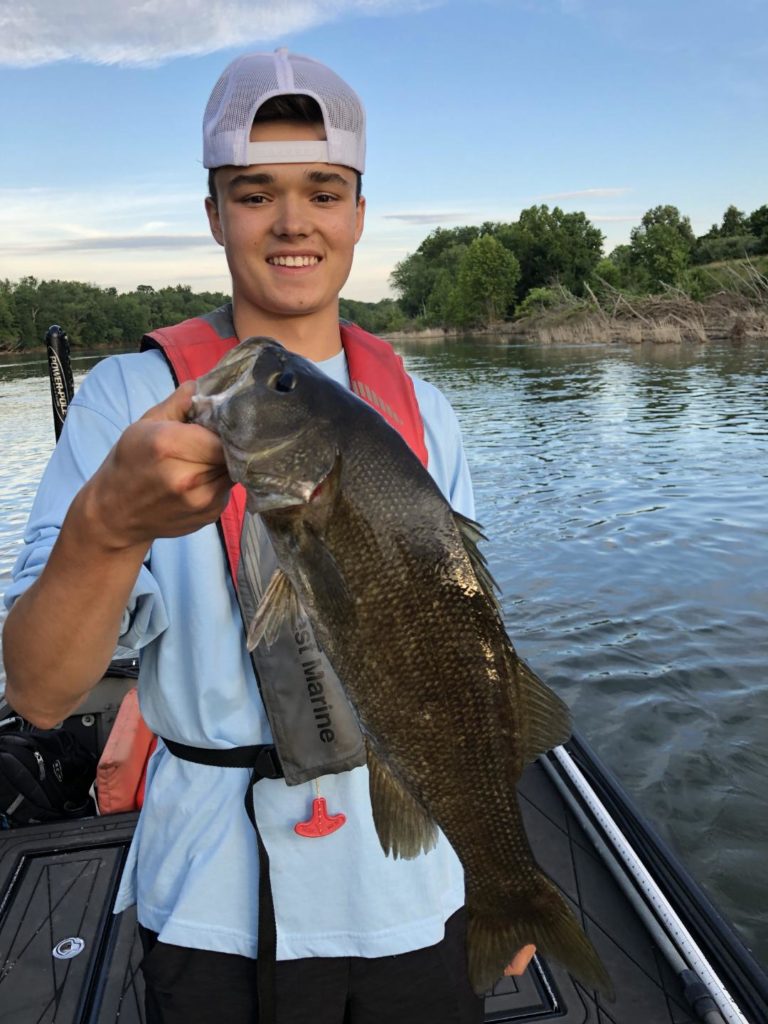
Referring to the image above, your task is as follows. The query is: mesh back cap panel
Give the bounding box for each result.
[203,48,366,172]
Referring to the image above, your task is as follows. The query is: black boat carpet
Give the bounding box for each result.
[0,769,708,1023]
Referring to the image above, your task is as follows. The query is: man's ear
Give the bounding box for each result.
[205,196,225,247]
[354,195,366,245]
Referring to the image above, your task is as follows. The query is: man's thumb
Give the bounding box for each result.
[142,381,197,423]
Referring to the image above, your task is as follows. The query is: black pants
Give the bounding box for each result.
[138,908,484,1024]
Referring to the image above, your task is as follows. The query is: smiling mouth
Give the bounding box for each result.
[267,255,321,267]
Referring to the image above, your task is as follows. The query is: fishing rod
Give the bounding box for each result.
[45,324,75,440]
[541,743,749,1024]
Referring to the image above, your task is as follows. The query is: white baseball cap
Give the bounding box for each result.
[203,48,366,173]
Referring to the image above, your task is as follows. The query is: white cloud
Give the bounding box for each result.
[382,212,472,225]
[589,214,639,223]
[533,188,631,201]
[0,0,433,67]
[7,234,214,254]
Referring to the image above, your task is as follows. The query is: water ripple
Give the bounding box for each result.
[401,336,768,961]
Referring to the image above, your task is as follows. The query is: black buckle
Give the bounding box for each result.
[252,745,283,781]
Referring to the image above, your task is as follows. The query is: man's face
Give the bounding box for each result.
[206,119,365,324]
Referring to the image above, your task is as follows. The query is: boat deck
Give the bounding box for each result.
[0,753,726,1023]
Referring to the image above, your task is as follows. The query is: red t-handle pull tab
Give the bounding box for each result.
[294,797,346,838]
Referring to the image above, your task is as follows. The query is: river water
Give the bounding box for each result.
[0,338,766,966]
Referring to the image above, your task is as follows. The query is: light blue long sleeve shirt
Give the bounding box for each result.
[5,345,476,961]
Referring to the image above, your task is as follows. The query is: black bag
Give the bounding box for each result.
[0,717,97,827]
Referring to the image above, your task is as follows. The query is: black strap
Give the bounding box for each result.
[161,738,282,1022]
[162,738,283,777]
[245,771,278,1022]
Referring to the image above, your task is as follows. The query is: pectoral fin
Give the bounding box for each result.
[367,740,438,859]
[247,569,302,650]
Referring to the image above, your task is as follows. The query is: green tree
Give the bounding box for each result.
[501,205,604,299]
[390,228,477,319]
[339,297,407,334]
[0,283,19,349]
[693,235,761,265]
[114,294,151,343]
[390,252,435,319]
[11,277,43,349]
[630,206,695,289]
[747,205,768,241]
[415,225,481,262]
[455,236,520,325]
[514,286,562,318]
[720,205,747,237]
[636,205,695,245]
[425,269,460,326]
[591,256,623,290]
[3,278,231,351]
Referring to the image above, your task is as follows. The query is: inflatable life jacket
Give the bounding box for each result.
[141,304,429,784]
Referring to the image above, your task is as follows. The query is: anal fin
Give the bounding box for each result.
[367,740,438,860]
[515,656,572,764]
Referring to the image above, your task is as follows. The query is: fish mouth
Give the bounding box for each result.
[244,480,309,512]
[241,453,338,513]
[189,394,314,477]
[232,424,314,476]
[242,473,317,512]
[189,391,333,511]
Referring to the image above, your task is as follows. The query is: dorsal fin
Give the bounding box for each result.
[454,509,571,762]
[453,510,502,616]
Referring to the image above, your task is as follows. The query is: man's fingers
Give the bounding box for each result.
[194,464,233,486]
[503,944,536,977]
[135,384,227,467]
[141,381,198,424]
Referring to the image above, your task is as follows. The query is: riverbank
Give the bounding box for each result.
[508,289,768,345]
[386,290,768,346]
[5,284,768,355]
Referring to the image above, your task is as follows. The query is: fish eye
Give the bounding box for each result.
[266,370,297,393]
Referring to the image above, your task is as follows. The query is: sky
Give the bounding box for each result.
[1,0,766,303]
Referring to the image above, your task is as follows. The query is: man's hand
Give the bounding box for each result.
[504,944,536,977]
[81,382,233,551]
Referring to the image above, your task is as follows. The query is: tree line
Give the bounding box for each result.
[2,201,766,349]
[0,280,230,352]
[389,202,768,330]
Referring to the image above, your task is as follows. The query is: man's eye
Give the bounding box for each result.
[241,194,268,205]
[313,193,337,203]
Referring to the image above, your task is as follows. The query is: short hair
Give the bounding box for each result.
[207,94,363,205]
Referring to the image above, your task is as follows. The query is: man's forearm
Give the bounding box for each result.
[3,383,232,727]
[2,484,150,728]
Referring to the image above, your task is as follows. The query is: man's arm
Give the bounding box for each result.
[2,383,232,729]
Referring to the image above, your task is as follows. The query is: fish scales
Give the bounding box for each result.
[190,337,611,996]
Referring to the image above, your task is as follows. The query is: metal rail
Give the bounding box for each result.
[546,744,749,1024]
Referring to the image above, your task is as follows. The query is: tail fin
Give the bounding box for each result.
[467,877,613,998]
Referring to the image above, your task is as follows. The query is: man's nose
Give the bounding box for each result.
[272,195,311,237]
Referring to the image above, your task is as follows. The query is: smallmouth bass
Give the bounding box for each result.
[190,337,611,996]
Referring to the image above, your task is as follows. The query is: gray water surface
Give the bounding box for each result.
[1,338,766,965]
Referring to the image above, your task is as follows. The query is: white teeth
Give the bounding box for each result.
[268,255,319,267]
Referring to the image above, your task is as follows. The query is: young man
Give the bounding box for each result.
[3,49,528,1023]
